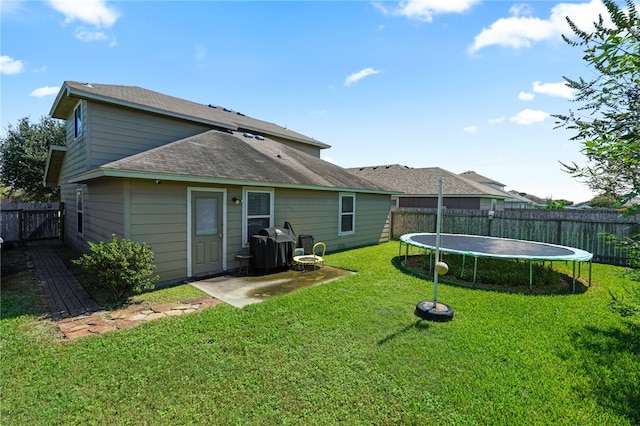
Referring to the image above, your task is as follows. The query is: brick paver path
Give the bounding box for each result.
[28,244,221,339]
[57,297,221,339]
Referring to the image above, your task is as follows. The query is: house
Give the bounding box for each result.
[459,171,534,209]
[508,190,548,208]
[44,82,395,284]
[347,164,507,210]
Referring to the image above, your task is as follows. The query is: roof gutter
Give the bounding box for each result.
[68,169,400,195]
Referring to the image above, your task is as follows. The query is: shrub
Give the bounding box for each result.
[73,234,159,302]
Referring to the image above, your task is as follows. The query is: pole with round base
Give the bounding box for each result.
[415,178,454,322]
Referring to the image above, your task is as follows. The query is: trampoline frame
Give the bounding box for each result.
[399,233,593,292]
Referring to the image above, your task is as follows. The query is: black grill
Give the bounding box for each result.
[250,225,296,271]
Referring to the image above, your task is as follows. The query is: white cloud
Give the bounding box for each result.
[75,28,117,46]
[510,109,549,125]
[373,0,481,22]
[1,0,25,15]
[509,3,534,17]
[48,0,119,28]
[344,67,382,86]
[532,81,575,99]
[0,55,24,75]
[468,0,610,53]
[488,117,505,124]
[29,86,60,98]
[518,92,535,101]
[195,45,207,61]
[463,125,477,133]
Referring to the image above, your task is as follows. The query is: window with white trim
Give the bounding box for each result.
[243,189,274,244]
[73,103,83,139]
[76,188,84,234]
[339,193,355,235]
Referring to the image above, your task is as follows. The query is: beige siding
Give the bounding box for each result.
[125,181,247,284]
[273,189,391,252]
[127,180,188,283]
[88,103,212,168]
[84,179,125,242]
[63,100,89,177]
[60,184,85,253]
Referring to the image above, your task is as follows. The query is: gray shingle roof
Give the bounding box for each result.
[86,130,393,193]
[50,81,329,149]
[459,170,505,187]
[346,164,507,198]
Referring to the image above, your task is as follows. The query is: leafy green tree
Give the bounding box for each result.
[555,0,640,315]
[0,116,65,202]
[544,198,573,209]
[589,193,619,208]
[555,0,639,215]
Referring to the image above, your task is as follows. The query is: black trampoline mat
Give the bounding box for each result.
[408,233,575,258]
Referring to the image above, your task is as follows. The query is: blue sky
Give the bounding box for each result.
[0,0,617,202]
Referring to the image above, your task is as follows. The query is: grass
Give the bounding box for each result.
[2,241,639,425]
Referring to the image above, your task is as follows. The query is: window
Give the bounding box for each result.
[73,103,82,139]
[243,189,273,244]
[339,193,355,235]
[76,188,84,234]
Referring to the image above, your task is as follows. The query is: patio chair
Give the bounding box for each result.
[293,242,326,278]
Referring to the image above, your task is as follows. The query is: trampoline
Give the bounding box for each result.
[399,233,593,292]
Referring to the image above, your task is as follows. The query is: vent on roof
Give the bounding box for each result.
[255,135,265,141]
[223,107,232,112]
[83,83,93,88]
[208,104,217,108]
[385,165,391,169]
[243,133,254,138]
[236,111,245,116]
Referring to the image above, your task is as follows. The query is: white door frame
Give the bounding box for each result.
[187,187,227,277]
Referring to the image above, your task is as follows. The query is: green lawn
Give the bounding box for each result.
[1,242,639,425]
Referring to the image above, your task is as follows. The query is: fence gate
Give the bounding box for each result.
[1,203,63,243]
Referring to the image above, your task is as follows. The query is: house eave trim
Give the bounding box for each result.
[68,169,399,195]
[43,145,67,187]
[397,193,508,200]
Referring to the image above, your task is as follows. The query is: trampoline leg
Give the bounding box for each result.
[473,257,478,287]
[461,254,466,279]
[403,241,409,267]
[529,261,533,292]
[572,261,576,294]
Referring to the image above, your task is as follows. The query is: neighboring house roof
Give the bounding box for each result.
[346,164,507,198]
[50,81,329,149]
[70,130,397,194]
[458,170,505,188]
[459,171,533,206]
[509,190,547,205]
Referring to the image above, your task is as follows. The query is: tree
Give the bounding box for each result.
[0,116,65,202]
[545,198,573,209]
[555,0,640,216]
[555,0,640,315]
[589,192,619,208]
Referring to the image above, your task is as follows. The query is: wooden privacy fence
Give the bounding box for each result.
[391,208,640,266]
[1,203,62,243]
